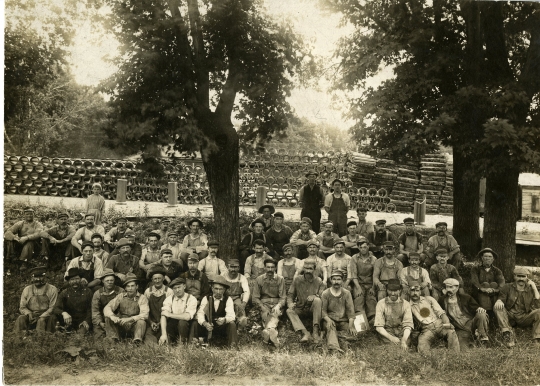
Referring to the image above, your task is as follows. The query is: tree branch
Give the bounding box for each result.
[519,9,540,99]
[187,0,209,110]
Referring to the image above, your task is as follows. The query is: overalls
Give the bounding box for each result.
[14,286,53,333]
[226,279,247,325]
[377,259,399,300]
[94,289,120,338]
[378,301,406,343]
[105,295,146,340]
[145,291,167,344]
[354,256,377,318]
[328,194,347,237]
[281,262,297,293]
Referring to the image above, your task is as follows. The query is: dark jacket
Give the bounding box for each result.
[498,282,539,314]
[439,293,481,323]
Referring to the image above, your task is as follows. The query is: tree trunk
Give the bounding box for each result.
[452,150,481,260]
[201,113,240,264]
[483,164,520,280]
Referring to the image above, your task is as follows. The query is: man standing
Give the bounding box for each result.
[349,239,377,321]
[326,240,352,286]
[256,204,275,232]
[440,278,490,349]
[425,222,462,269]
[265,212,293,260]
[355,206,374,238]
[159,277,198,345]
[298,171,324,234]
[144,266,174,345]
[277,244,303,293]
[493,267,540,347]
[290,217,317,260]
[317,222,341,259]
[39,211,75,270]
[139,232,162,274]
[104,273,149,343]
[104,217,130,253]
[198,240,228,278]
[429,249,464,301]
[252,258,287,348]
[321,269,357,353]
[239,219,268,269]
[324,179,351,237]
[373,241,404,300]
[470,248,505,312]
[221,259,250,329]
[409,282,460,354]
[367,219,398,259]
[91,269,124,339]
[179,254,212,306]
[397,218,425,266]
[195,276,239,347]
[64,242,104,291]
[399,252,431,301]
[287,261,326,343]
[14,266,58,336]
[374,278,414,350]
[109,229,142,259]
[106,238,142,283]
[180,218,209,264]
[71,214,105,257]
[53,268,93,334]
[4,207,44,270]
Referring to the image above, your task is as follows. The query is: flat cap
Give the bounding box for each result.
[306,240,319,248]
[386,278,402,291]
[300,217,312,226]
[29,266,47,277]
[124,229,136,237]
[187,253,199,262]
[330,269,344,278]
[514,267,530,276]
[282,243,293,251]
[228,259,240,266]
[333,239,345,247]
[169,277,186,287]
[346,221,358,228]
[207,240,219,247]
[375,219,386,225]
[161,248,173,255]
[403,217,415,224]
[116,238,131,248]
[435,248,448,256]
[90,232,103,240]
[435,222,448,228]
[274,212,284,218]
[443,278,460,287]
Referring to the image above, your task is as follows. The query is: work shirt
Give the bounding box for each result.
[5,220,43,240]
[326,253,352,280]
[398,231,423,252]
[91,286,124,325]
[430,263,463,291]
[290,229,317,243]
[198,256,228,276]
[106,253,141,276]
[149,261,183,281]
[239,232,266,252]
[349,253,377,285]
[426,234,459,255]
[160,243,182,261]
[266,225,293,255]
[244,253,272,279]
[104,227,131,244]
[287,274,326,309]
[324,192,351,209]
[162,292,197,319]
[94,249,109,267]
[252,274,286,308]
[72,225,105,246]
[140,247,162,267]
[144,285,173,299]
[498,282,539,315]
[196,296,235,324]
[54,287,93,325]
[410,296,446,326]
[355,221,374,238]
[221,272,250,303]
[104,292,149,321]
[43,224,76,241]
[181,232,208,253]
[470,265,505,291]
[64,256,104,280]
[19,284,58,318]
[321,287,355,322]
[446,297,470,330]
[399,266,431,288]
[374,297,414,330]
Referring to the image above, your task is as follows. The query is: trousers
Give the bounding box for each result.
[13,315,55,335]
[354,284,377,319]
[286,298,322,331]
[192,321,238,346]
[323,319,353,350]
[455,312,489,349]
[104,317,146,341]
[494,308,540,339]
[417,321,460,354]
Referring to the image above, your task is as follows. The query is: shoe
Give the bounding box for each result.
[268,328,280,348]
[312,324,321,342]
[300,330,311,343]
[237,316,248,330]
[503,331,515,348]
[261,328,270,344]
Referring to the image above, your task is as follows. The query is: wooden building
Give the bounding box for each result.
[519,173,540,219]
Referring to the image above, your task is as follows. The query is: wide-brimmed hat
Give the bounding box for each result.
[476,248,498,260]
[148,266,167,279]
[65,268,84,281]
[123,273,138,286]
[169,277,186,288]
[97,268,116,280]
[187,218,203,227]
[210,275,230,289]
[117,238,131,248]
[258,205,275,214]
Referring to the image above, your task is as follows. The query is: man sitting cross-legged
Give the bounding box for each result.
[91,268,124,339]
[374,278,414,350]
[159,277,198,345]
[144,266,174,345]
[286,260,326,343]
[221,259,250,329]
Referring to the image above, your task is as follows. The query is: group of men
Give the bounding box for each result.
[10,204,540,353]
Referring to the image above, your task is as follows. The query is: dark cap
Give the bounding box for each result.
[375,219,386,225]
[435,248,448,256]
[23,207,35,213]
[251,218,266,228]
[435,222,448,228]
[147,232,161,240]
[160,248,173,256]
[403,217,414,224]
[187,253,199,262]
[333,239,345,247]
[228,259,240,266]
[346,221,358,228]
[305,171,319,177]
[300,217,312,226]
[148,266,167,278]
[330,269,344,278]
[81,241,94,250]
[383,241,395,247]
[169,277,186,287]
[274,212,284,218]
[476,247,498,259]
[124,229,136,237]
[386,278,402,291]
[30,266,47,277]
[65,268,84,281]
[116,217,127,223]
[207,240,219,247]
[90,233,103,240]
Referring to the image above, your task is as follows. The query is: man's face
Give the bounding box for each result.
[376,223,386,233]
[253,224,264,234]
[125,282,138,296]
[359,243,369,254]
[82,246,94,261]
[92,237,103,249]
[126,235,135,245]
[331,275,343,288]
[444,284,459,296]
[283,248,293,259]
[514,273,528,284]
[57,216,68,226]
[188,260,198,272]
[31,275,46,287]
[384,245,395,258]
[303,265,315,278]
[228,264,239,276]
[212,284,226,299]
[308,175,316,184]
[388,289,401,302]
[119,245,131,255]
[274,217,283,226]
[173,283,186,298]
[324,223,333,234]
[152,274,165,287]
[160,222,169,231]
[102,276,115,291]
[334,243,345,255]
[208,246,218,256]
[347,225,357,235]
[332,182,342,192]
[85,216,95,227]
[254,244,264,256]
[437,225,447,235]
[436,253,448,264]
[300,223,310,233]
[190,222,200,233]
[69,276,81,289]
[307,245,318,255]
[357,210,366,221]
[117,220,127,232]
[405,224,415,234]
[265,262,276,276]
[24,212,34,222]
[162,253,173,266]
[148,236,158,249]
[168,235,178,245]
[481,252,494,267]
[262,208,272,218]
[409,256,420,268]
[410,287,422,301]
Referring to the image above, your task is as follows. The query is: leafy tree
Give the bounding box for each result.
[324,0,540,278]
[99,0,308,259]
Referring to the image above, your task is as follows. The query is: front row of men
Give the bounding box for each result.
[15,247,540,352]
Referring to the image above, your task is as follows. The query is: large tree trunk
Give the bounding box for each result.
[483,166,519,280]
[201,113,240,264]
[452,150,481,260]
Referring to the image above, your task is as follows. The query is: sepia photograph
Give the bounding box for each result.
[3,0,540,384]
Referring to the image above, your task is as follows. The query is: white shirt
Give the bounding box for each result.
[198,256,228,277]
[162,292,197,319]
[196,296,235,325]
[64,256,103,279]
[221,272,250,303]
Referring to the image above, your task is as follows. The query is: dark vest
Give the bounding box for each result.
[303,185,322,210]
[208,294,229,321]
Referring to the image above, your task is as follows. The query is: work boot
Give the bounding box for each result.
[312,324,321,342]
[300,329,311,343]
[261,328,270,344]
[268,328,280,348]
[237,316,248,330]
[503,331,515,348]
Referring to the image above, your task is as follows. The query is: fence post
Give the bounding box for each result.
[168,181,178,207]
[256,186,267,209]
[414,195,426,225]
[116,179,127,205]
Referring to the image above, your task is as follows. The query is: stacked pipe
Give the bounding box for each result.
[347,152,375,187]
[439,163,454,214]
[389,163,420,213]
[417,153,447,214]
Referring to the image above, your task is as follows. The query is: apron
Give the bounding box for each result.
[28,286,50,313]
[328,195,347,237]
[380,259,398,283]
[78,259,95,282]
[322,234,336,249]
[118,296,141,318]
[282,263,297,292]
[404,234,419,253]
[144,249,161,265]
[186,276,202,300]
[406,267,424,285]
[148,292,167,323]
[386,301,405,336]
[356,255,375,285]
[227,280,243,300]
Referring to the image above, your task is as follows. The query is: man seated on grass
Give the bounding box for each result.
[374,278,413,350]
[64,242,104,291]
[91,269,124,339]
[326,240,352,287]
[179,254,212,306]
[39,211,75,271]
[14,266,58,336]
[148,249,184,285]
[221,259,250,329]
[321,269,357,353]
[470,248,505,312]
[287,261,326,343]
[316,221,341,259]
[106,238,142,283]
[4,207,44,271]
[399,252,431,301]
[110,229,142,259]
[424,222,462,269]
[91,233,109,268]
[429,248,464,301]
[409,282,459,354]
[277,243,303,293]
[349,238,377,323]
[297,240,328,283]
[290,217,317,260]
[71,213,105,258]
[53,268,93,335]
[493,267,540,348]
[180,218,209,265]
[103,273,149,344]
[373,241,404,301]
[139,232,162,274]
[439,278,489,350]
[104,217,130,253]
[367,219,398,259]
[396,217,425,267]
[194,275,239,347]
[239,219,268,270]
[144,266,174,345]
[252,258,286,348]
[198,240,228,278]
[159,277,198,345]
[160,231,182,263]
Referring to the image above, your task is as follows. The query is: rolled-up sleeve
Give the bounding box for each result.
[91,290,103,325]
[240,275,250,303]
[103,294,121,318]
[133,295,149,321]
[373,299,386,328]
[186,295,198,319]
[197,297,208,325]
